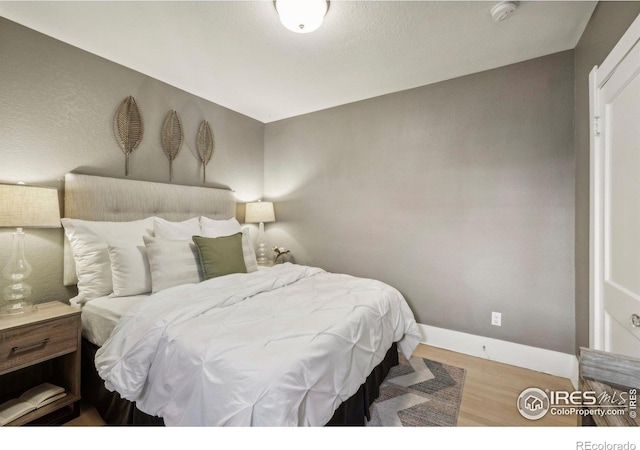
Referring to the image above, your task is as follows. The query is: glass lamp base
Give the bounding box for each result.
[0,301,37,316]
[255,221,271,264]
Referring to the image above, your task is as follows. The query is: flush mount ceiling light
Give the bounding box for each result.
[490,1,518,22]
[275,0,329,34]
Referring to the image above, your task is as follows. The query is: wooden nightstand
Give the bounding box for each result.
[0,301,81,426]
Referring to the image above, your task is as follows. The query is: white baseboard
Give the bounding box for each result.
[417,324,580,388]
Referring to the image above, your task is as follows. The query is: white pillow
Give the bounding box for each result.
[143,236,203,293]
[108,245,152,297]
[240,229,258,273]
[61,217,154,304]
[153,217,201,240]
[200,216,241,237]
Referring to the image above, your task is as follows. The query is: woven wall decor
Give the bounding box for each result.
[114,96,144,176]
[196,120,215,183]
[161,109,184,181]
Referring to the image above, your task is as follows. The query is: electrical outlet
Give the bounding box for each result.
[491,311,502,326]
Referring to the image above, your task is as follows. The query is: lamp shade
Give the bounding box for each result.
[0,184,61,228]
[245,201,275,224]
[275,0,328,34]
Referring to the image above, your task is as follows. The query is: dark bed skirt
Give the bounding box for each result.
[81,339,398,426]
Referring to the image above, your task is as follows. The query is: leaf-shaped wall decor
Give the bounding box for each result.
[161,109,184,181]
[114,96,144,176]
[196,120,215,183]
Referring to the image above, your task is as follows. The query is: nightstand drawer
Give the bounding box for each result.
[0,316,79,374]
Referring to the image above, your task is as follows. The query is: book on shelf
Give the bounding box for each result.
[0,383,66,426]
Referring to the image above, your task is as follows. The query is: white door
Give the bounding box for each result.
[590,14,640,358]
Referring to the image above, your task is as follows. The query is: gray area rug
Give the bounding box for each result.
[367,353,466,427]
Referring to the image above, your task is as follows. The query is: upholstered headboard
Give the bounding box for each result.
[63,173,236,286]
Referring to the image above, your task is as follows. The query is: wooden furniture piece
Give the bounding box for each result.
[0,301,81,426]
[578,347,640,427]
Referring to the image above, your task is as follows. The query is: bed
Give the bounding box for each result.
[62,173,421,426]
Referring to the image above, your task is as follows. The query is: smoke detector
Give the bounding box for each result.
[491,2,518,22]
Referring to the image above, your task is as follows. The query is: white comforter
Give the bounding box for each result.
[95,263,421,426]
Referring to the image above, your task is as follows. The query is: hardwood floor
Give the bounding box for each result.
[64,400,105,426]
[412,344,578,426]
[63,343,578,427]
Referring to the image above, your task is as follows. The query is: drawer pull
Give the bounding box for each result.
[632,314,640,328]
[11,338,50,353]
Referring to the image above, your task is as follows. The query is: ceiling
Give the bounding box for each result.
[0,1,597,123]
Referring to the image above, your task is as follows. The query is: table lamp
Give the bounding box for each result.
[244,201,275,264]
[0,183,61,315]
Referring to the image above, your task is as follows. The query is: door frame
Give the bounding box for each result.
[589,14,640,349]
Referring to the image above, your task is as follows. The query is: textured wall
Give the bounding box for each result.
[5,8,629,355]
[265,51,576,354]
[573,2,640,352]
[0,18,264,304]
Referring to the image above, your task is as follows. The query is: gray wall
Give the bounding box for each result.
[0,18,264,304]
[265,51,576,354]
[7,6,638,356]
[573,2,640,352]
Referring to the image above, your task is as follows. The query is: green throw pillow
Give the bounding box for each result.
[192,233,247,280]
